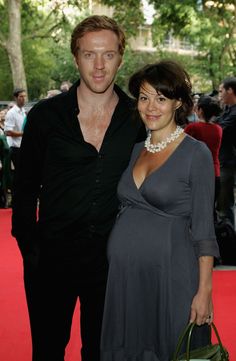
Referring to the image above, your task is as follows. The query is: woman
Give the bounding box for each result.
[100,60,219,361]
[185,95,222,208]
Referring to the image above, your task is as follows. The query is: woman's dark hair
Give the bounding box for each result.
[197,95,222,122]
[128,60,193,125]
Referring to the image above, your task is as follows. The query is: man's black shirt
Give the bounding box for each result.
[12,81,146,249]
[217,104,236,167]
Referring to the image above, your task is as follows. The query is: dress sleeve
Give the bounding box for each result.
[190,141,220,258]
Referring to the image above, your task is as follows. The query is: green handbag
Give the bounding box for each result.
[171,322,229,361]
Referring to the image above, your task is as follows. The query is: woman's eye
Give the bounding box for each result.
[157,97,166,102]
[139,96,148,101]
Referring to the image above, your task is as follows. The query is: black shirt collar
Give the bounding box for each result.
[65,79,134,115]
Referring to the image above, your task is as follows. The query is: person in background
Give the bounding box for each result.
[0,129,11,208]
[208,89,219,100]
[60,80,72,92]
[218,83,226,110]
[4,89,26,171]
[216,77,236,229]
[11,15,146,361]
[0,109,12,208]
[100,60,219,361]
[187,93,200,123]
[46,89,62,98]
[185,95,223,216]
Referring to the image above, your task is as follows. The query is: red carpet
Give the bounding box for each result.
[0,209,236,361]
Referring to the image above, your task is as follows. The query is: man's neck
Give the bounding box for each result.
[226,97,236,107]
[77,82,117,110]
[16,104,24,110]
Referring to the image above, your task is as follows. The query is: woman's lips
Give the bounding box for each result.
[145,114,161,121]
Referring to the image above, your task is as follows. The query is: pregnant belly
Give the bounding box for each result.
[107,207,182,268]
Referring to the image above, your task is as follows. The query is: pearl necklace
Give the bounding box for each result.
[144,126,184,153]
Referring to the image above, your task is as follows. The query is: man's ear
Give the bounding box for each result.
[73,56,79,69]
[227,87,233,94]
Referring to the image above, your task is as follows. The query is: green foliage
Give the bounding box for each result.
[149,0,236,87]
[0,48,13,99]
[49,42,79,88]
[116,48,159,92]
[101,0,145,37]
[22,38,57,100]
[0,2,9,36]
[0,0,88,99]
[116,48,213,95]
[1,0,235,99]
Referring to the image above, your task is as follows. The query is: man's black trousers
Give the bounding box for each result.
[23,237,108,361]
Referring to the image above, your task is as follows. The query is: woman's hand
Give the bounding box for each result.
[190,289,213,326]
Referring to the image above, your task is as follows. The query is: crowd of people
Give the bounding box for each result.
[1,14,235,361]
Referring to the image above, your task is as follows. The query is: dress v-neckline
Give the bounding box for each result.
[132,135,188,191]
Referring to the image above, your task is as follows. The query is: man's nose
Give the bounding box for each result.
[94,55,105,69]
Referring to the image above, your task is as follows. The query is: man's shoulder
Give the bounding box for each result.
[28,91,72,119]
[114,84,134,107]
[5,105,18,121]
[229,104,236,116]
[6,105,17,115]
[36,92,68,108]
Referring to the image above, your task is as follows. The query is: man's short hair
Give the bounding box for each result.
[223,77,236,95]
[13,88,25,97]
[71,15,125,57]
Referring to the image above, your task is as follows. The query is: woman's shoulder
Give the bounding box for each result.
[130,140,144,159]
[184,133,211,155]
[211,122,223,134]
[133,140,145,151]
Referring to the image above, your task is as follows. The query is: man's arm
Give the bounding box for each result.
[11,104,47,256]
[4,130,23,137]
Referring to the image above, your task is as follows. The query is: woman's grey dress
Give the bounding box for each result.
[100,135,220,361]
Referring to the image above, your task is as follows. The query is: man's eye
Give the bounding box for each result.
[105,53,114,59]
[84,53,93,58]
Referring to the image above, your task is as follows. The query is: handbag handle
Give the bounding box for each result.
[172,322,228,360]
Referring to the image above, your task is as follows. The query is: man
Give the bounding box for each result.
[4,88,26,170]
[12,15,146,361]
[216,77,236,228]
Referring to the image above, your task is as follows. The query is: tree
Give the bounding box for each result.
[0,0,87,98]
[0,0,27,94]
[101,0,144,37]
[149,0,236,89]
[0,0,146,99]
